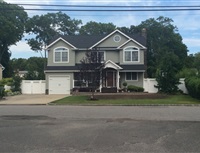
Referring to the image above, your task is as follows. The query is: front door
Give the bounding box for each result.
[106,71,116,87]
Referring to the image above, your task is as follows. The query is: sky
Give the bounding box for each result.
[4,0,200,59]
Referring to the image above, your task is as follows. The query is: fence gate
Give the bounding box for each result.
[21,80,45,94]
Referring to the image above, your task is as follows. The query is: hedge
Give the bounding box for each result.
[0,87,5,99]
[185,76,200,99]
[127,85,144,92]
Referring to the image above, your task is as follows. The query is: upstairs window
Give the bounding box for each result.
[54,47,69,63]
[124,46,139,62]
[91,51,105,63]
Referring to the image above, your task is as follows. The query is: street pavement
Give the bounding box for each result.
[0,106,200,153]
[0,94,68,105]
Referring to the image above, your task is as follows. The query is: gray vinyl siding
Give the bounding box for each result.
[120,72,144,88]
[106,51,119,63]
[76,50,120,63]
[47,40,75,66]
[97,32,128,48]
[75,51,87,63]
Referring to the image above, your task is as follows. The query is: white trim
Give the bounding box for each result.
[0,64,5,71]
[89,29,131,49]
[117,39,146,49]
[105,60,123,70]
[123,46,140,63]
[46,37,77,49]
[125,72,138,81]
[53,46,69,63]
[120,70,145,72]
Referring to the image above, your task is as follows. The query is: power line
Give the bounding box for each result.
[1,8,200,12]
[11,4,200,8]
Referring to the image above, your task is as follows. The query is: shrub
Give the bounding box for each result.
[0,87,5,99]
[185,76,200,99]
[0,78,13,86]
[12,76,22,92]
[127,85,144,92]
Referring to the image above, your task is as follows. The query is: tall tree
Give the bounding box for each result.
[132,16,188,77]
[79,21,116,35]
[25,12,82,52]
[79,50,105,99]
[155,52,181,94]
[0,2,27,77]
[25,57,46,80]
[10,58,27,72]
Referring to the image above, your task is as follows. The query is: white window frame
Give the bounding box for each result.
[123,46,140,62]
[125,72,138,81]
[54,47,69,63]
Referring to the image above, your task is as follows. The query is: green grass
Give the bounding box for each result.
[51,94,200,105]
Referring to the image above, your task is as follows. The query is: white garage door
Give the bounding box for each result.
[49,76,70,94]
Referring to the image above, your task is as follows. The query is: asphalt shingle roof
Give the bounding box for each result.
[48,31,146,48]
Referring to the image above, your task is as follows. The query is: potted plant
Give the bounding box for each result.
[122,82,127,92]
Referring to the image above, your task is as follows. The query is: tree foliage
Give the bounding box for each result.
[25,12,82,51]
[10,57,46,80]
[131,16,188,77]
[155,52,181,94]
[79,50,105,99]
[79,21,116,35]
[0,2,27,77]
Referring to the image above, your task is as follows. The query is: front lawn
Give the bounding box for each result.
[51,94,200,105]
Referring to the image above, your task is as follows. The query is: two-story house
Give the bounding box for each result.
[45,29,147,94]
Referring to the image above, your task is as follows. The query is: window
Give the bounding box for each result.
[124,47,139,62]
[54,47,69,63]
[91,51,105,63]
[126,72,138,81]
[113,35,121,42]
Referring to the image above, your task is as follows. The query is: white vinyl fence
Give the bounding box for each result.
[144,78,188,94]
[21,80,45,94]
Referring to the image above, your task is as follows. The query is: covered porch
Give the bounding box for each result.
[100,60,122,93]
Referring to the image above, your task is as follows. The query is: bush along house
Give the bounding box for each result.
[45,29,147,94]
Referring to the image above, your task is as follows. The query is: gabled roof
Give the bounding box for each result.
[46,37,77,49]
[117,39,146,49]
[104,60,123,70]
[47,29,146,49]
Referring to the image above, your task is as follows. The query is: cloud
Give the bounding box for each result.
[183,38,200,47]
[9,41,42,59]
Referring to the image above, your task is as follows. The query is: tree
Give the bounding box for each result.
[79,49,105,99]
[10,58,27,72]
[25,57,46,80]
[131,16,188,77]
[25,12,82,52]
[155,52,181,94]
[79,21,116,35]
[193,52,200,73]
[0,2,28,77]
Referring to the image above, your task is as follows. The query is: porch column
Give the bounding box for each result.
[116,70,120,89]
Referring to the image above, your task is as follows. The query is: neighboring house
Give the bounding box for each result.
[45,29,147,94]
[18,71,28,78]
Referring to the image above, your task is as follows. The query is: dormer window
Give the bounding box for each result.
[54,47,69,63]
[124,46,139,62]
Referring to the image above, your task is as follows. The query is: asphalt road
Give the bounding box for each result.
[0,106,200,153]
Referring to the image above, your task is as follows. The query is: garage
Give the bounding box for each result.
[49,75,70,94]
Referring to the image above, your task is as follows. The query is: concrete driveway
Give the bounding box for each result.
[0,94,68,105]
